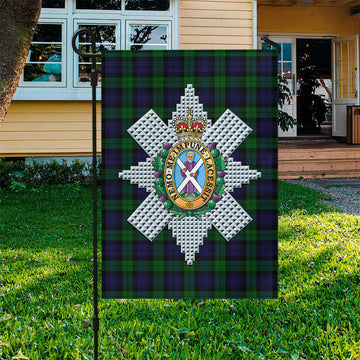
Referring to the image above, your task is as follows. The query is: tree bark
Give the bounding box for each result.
[0,0,41,124]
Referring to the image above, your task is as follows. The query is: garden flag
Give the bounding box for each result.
[102,50,278,298]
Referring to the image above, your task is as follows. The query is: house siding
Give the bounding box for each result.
[5,2,360,157]
[180,0,254,49]
[2,0,255,157]
[0,101,101,157]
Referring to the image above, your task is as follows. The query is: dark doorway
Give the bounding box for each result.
[296,39,332,135]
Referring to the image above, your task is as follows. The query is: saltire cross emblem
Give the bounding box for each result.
[119,84,261,265]
[176,157,203,195]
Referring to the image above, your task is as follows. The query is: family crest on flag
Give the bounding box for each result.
[118,84,261,265]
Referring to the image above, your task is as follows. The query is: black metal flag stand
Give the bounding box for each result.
[72,29,100,360]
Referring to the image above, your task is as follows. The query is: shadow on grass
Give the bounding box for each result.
[0,185,100,251]
[279,180,339,216]
[1,256,94,304]
[278,181,359,304]
[1,184,359,359]
[279,241,359,297]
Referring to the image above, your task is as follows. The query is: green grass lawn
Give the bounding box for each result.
[0,182,359,359]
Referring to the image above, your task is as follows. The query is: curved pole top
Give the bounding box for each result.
[72,28,101,57]
[260,36,281,54]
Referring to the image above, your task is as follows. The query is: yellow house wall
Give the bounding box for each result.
[180,0,254,49]
[0,101,101,157]
[2,0,255,157]
[258,5,359,36]
[3,3,360,157]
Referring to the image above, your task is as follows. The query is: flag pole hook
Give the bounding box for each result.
[72,28,101,360]
[261,36,281,54]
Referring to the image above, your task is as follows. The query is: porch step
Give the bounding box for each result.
[279,135,334,142]
[279,143,360,179]
[280,170,360,179]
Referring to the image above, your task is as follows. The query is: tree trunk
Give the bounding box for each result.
[0,0,41,124]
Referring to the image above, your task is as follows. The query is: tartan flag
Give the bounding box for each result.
[102,50,278,299]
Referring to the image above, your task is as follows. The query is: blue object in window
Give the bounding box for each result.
[44,54,61,75]
[32,54,61,82]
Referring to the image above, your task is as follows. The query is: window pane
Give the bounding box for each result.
[130,25,167,50]
[77,24,117,84]
[24,23,63,83]
[24,62,62,82]
[76,0,121,10]
[283,43,292,62]
[33,24,62,43]
[79,25,116,44]
[125,0,169,10]
[79,64,102,83]
[42,0,65,8]
[79,43,115,55]
[29,44,62,62]
[261,42,272,51]
[283,62,292,79]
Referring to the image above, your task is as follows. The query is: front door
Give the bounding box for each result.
[259,36,297,137]
[332,35,359,136]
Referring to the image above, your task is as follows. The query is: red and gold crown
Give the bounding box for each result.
[173,108,206,139]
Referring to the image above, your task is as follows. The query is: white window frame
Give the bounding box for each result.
[126,20,172,51]
[73,19,121,88]
[19,19,67,88]
[14,0,179,101]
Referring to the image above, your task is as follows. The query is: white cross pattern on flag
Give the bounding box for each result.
[176,158,204,194]
[118,84,262,265]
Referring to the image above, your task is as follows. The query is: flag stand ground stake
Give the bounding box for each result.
[72,29,100,360]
